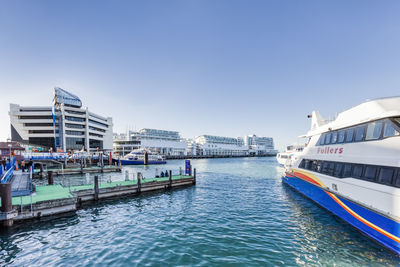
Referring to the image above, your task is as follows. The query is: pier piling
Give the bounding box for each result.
[193,168,196,185]
[48,171,54,185]
[0,183,12,213]
[169,170,172,188]
[94,175,99,201]
[0,183,13,226]
[137,172,142,193]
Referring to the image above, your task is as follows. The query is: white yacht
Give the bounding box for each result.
[276,144,305,166]
[114,148,166,165]
[282,96,400,254]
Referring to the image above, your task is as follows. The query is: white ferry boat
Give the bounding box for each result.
[276,144,305,166]
[282,96,400,254]
[114,148,166,165]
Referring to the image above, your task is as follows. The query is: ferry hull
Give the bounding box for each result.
[282,173,400,255]
[114,159,167,165]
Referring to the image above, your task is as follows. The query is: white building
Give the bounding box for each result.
[113,128,187,156]
[9,88,113,152]
[244,134,277,155]
[194,135,249,156]
[112,131,140,156]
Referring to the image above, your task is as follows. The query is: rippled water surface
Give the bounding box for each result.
[1,158,399,266]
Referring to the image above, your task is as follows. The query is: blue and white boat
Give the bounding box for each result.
[282,96,400,255]
[114,148,166,165]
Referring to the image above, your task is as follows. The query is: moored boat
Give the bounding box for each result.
[113,148,166,165]
[282,96,400,254]
[276,144,305,166]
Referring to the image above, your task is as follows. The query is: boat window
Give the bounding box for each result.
[395,172,400,188]
[318,134,325,145]
[354,126,366,142]
[304,160,311,170]
[334,163,343,177]
[337,130,345,143]
[316,161,322,172]
[343,164,352,177]
[325,133,332,144]
[365,121,383,141]
[328,162,335,176]
[331,132,338,144]
[311,160,318,172]
[352,164,363,178]
[378,168,394,185]
[383,121,399,138]
[363,166,377,181]
[299,159,305,168]
[321,162,329,174]
[345,128,354,142]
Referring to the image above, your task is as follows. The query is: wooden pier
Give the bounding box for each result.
[0,170,196,227]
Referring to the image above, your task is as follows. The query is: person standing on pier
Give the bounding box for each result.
[21,160,26,172]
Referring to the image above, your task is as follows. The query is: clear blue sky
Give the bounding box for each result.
[1,1,400,151]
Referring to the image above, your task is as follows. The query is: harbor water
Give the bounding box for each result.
[0,157,399,266]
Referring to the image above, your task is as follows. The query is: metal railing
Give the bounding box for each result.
[1,158,17,184]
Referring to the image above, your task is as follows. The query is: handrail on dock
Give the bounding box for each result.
[1,158,17,184]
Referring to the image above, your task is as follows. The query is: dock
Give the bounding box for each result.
[33,165,122,178]
[0,170,196,226]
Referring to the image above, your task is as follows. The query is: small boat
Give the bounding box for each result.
[114,149,166,165]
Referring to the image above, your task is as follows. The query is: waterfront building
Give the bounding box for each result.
[113,128,187,156]
[0,141,25,161]
[9,88,113,152]
[194,135,249,156]
[112,131,140,156]
[244,134,277,155]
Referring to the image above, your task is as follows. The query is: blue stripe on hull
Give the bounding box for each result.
[282,175,400,255]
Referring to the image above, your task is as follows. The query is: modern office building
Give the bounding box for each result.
[113,128,187,156]
[194,135,249,156]
[9,88,113,152]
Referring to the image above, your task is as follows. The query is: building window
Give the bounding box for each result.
[65,116,85,122]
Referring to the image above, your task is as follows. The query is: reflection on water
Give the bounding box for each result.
[0,157,398,266]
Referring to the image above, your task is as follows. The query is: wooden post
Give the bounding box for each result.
[137,172,141,193]
[0,183,13,226]
[193,168,196,185]
[94,175,99,201]
[125,170,129,181]
[80,159,83,174]
[101,153,104,173]
[144,151,148,165]
[39,163,44,178]
[48,171,54,185]
[169,170,172,189]
[179,167,182,176]
[0,183,12,212]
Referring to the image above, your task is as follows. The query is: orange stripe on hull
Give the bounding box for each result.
[289,169,400,245]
